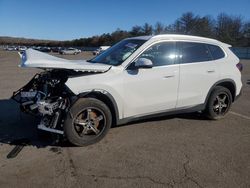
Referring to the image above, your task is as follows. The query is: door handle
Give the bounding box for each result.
[163,75,175,78]
[207,70,215,73]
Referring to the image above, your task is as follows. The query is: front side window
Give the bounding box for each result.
[89,39,146,66]
[177,42,213,64]
[138,42,176,67]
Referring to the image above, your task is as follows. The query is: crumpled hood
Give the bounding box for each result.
[20,48,111,72]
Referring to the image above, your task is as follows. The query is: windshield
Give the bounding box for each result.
[89,39,146,66]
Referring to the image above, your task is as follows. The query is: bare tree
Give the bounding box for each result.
[142,23,153,35]
[130,25,144,36]
[216,13,243,45]
[193,16,215,37]
[175,12,198,34]
[164,24,176,34]
[154,22,165,34]
[111,28,131,43]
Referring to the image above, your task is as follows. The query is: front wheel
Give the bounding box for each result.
[64,98,112,146]
[205,86,232,120]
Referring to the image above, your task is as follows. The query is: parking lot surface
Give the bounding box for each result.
[0,51,249,188]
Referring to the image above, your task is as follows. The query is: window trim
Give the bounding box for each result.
[207,44,226,60]
[125,40,177,70]
[175,40,228,59]
[176,41,214,64]
[125,39,228,69]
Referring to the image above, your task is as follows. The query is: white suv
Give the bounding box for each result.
[13,34,242,146]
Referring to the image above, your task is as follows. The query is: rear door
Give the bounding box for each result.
[176,42,219,108]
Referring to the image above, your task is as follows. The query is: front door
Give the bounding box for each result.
[122,42,180,118]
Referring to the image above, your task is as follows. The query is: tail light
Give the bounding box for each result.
[236,63,243,72]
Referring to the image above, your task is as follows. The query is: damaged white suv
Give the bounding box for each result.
[13,35,242,146]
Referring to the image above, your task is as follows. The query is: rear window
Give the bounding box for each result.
[207,44,225,60]
[177,42,213,64]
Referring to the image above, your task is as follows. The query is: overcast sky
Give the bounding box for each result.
[0,0,249,40]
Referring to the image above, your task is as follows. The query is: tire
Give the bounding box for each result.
[205,86,232,120]
[64,98,112,146]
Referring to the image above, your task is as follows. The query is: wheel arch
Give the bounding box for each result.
[74,90,119,126]
[205,79,236,106]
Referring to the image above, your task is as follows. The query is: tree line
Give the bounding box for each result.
[67,12,250,47]
[1,12,250,47]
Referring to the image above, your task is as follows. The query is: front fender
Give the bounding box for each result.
[68,88,122,122]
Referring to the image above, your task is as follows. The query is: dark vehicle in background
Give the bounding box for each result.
[93,46,110,55]
[38,47,51,52]
[51,47,62,53]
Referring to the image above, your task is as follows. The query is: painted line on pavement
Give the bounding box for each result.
[230,111,250,120]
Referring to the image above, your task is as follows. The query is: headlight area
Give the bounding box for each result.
[12,69,76,134]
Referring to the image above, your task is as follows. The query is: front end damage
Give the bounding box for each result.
[13,49,112,135]
[12,70,80,134]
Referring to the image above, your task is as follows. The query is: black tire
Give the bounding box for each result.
[205,86,232,120]
[64,98,112,146]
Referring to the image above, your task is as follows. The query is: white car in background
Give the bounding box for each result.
[93,46,110,55]
[18,46,28,51]
[13,34,242,146]
[6,46,17,51]
[59,47,81,55]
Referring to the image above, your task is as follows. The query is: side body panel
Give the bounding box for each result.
[122,64,179,117]
[65,68,125,119]
[176,60,219,107]
[217,45,242,96]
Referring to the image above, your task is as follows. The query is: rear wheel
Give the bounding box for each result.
[205,86,232,120]
[64,98,112,146]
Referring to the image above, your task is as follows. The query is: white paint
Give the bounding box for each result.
[230,111,250,120]
[20,48,111,72]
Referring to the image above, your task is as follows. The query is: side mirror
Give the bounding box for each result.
[135,58,153,69]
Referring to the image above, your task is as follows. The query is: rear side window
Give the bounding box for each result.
[207,44,225,60]
[177,42,213,64]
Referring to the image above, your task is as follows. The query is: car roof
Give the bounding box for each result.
[127,35,153,40]
[129,34,225,45]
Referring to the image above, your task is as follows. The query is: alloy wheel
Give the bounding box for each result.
[73,107,106,137]
[212,92,230,116]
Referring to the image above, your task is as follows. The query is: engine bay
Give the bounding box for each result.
[12,70,79,134]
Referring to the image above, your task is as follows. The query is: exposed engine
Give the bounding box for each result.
[12,70,78,134]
